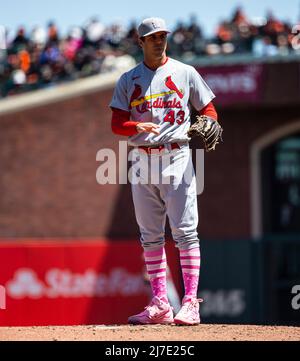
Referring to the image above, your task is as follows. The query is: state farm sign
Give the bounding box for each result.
[6,268,146,299]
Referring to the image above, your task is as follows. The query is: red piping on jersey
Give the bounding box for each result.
[111,108,139,136]
[199,102,218,120]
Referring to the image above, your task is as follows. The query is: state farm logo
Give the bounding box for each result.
[5,268,147,299]
[6,269,44,299]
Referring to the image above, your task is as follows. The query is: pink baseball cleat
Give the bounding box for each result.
[128,296,174,325]
[174,297,203,325]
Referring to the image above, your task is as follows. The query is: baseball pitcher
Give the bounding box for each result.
[110,17,222,325]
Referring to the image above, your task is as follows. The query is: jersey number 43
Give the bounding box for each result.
[163,110,185,125]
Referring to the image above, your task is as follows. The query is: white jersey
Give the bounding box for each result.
[110,57,215,146]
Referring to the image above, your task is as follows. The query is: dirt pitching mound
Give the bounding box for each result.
[0,324,299,341]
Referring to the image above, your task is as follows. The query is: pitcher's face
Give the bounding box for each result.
[140,31,168,60]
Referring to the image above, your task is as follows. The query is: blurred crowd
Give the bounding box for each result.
[0,7,298,98]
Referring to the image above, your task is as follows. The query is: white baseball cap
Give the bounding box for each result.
[138,17,170,38]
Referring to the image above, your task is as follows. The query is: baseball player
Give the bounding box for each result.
[110,17,220,325]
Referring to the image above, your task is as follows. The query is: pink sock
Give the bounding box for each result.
[144,247,168,303]
[180,247,200,299]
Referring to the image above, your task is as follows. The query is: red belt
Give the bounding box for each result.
[137,142,181,154]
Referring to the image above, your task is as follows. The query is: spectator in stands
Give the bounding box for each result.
[11,27,29,51]
[119,20,140,58]
[186,15,205,55]
[263,11,285,42]
[253,35,278,57]
[30,26,47,47]
[84,17,105,47]
[47,21,59,45]
[169,20,186,55]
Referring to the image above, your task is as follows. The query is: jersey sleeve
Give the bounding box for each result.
[109,73,130,112]
[188,66,215,111]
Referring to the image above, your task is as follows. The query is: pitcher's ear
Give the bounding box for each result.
[139,36,145,47]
